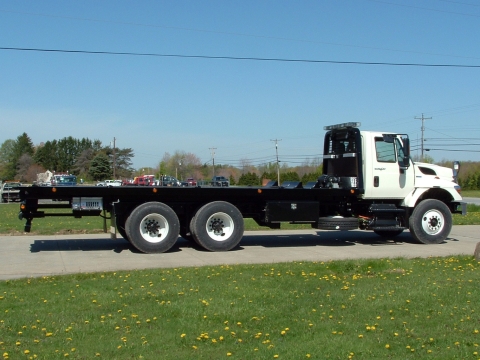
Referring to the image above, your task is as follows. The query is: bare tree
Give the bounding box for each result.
[16,154,34,181]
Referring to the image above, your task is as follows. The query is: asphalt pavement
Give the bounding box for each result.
[464,197,480,205]
[0,226,479,280]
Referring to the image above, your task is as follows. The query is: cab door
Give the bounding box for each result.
[365,136,414,199]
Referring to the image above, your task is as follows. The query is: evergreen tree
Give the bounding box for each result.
[238,172,260,186]
[2,133,34,180]
[88,153,112,181]
[34,140,58,171]
[0,139,16,180]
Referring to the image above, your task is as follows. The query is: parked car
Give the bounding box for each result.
[97,180,122,187]
[186,178,197,186]
[105,180,122,187]
[132,175,155,186]
[153,176,181,187]
[51,175,77,186]
[1,181,22,202]
[211,176,229,187]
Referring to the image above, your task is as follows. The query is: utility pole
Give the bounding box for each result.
[271,139,282,185]
[414,113,432,160]
[112,137,116,179]
[209,147,217,179]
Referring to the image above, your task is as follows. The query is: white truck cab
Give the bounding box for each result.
[321,122,465,244]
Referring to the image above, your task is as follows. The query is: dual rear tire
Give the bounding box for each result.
[190,201,244,251]
[125,202,180,253]
[123,201,244,253]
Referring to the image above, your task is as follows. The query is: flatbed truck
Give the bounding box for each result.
[18,123,466,254]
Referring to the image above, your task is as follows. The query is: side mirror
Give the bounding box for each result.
[453,161,460,182]
[401,137,410,169]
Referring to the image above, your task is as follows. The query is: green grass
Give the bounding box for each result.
[1,202,480,235]
[0,257,478,359]
[460,190,480,198]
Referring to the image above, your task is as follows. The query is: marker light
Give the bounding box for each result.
[324,122,361,131]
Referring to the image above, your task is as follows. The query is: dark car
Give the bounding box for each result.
[210,176,229,187]
[51,175,77,186]
[154,176,181,187]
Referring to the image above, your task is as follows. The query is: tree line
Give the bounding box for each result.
[2,132,478,189]
[0,133,134,182]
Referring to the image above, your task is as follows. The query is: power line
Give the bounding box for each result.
[2,46,480,68]
[425,148,480,152]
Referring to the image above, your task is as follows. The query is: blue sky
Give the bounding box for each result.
[1,0,480,169]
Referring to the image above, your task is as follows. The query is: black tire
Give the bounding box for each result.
[373,229,404,238]
[409,199,452,244]
[191,201,244,251]
[317,216,358,231]
[125,202,180,253]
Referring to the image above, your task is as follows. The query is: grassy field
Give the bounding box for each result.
[1,202,480,235]
[1,199,479,358]
[461,190,480,197]
[0,257,478,359]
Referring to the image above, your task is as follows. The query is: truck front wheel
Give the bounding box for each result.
[191,201,244,251]
[125,202,180,253]
[409,199,452,244]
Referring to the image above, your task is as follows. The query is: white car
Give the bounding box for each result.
[105,180,122,187]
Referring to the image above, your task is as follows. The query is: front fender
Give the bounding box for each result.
[402,187,462,207]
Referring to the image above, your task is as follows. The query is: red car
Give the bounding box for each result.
[186,178,197,186]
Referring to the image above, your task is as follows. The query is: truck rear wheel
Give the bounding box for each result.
[191,201,244,251]
[125,202,180,253]
[409,199,452,244]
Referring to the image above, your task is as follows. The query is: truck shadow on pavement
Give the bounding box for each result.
[30,238,146,254]
[29,232,454,253]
